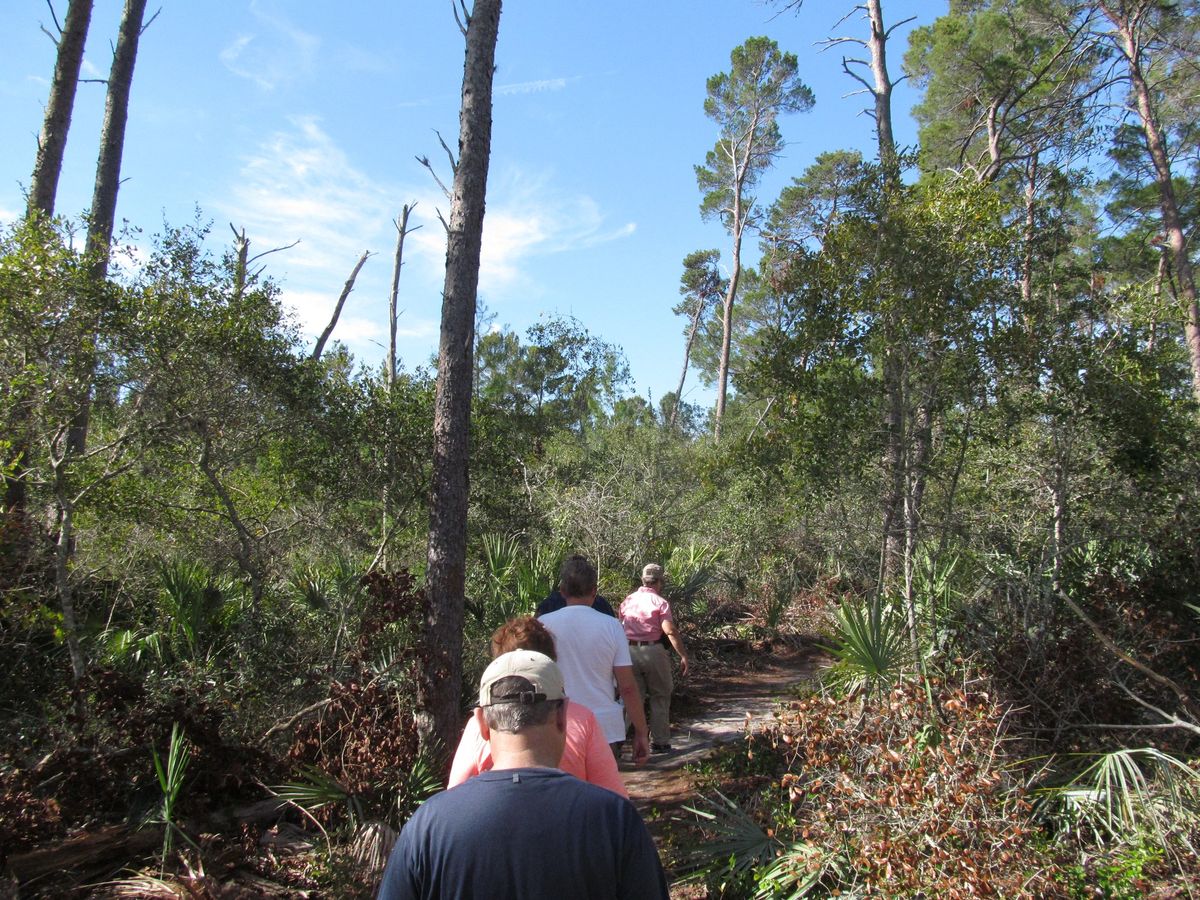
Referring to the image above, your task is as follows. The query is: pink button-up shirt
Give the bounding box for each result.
[619,586,673,642]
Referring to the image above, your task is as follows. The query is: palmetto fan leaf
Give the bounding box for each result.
[679,790,780,882]
[1039,747,1200,846]
[821,595,912,698]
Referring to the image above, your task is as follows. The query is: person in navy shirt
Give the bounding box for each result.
[377,650,669,900]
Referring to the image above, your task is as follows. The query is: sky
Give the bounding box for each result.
[0,0,938,408]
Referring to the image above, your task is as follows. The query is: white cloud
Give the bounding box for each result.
[219,1,319,91]
[282,287,385,343]
[222,115,395,272]
[414,165,636,298]
[217,116,448,353]
[495,77,570,96]
[218,123,633,361]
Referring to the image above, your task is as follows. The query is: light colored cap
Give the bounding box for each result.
[641,563,664,582]
[479,650,566,706]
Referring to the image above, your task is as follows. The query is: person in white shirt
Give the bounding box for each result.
[539,555,650,764]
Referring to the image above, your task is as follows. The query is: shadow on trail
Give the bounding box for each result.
[619,636,826,814]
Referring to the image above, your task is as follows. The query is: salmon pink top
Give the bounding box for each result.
[447,699,628,797]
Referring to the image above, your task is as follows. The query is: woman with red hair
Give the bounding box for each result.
[447,617,628,796]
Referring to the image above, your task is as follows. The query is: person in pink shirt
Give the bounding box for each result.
[619,563,690,754]
[447,616,628,797]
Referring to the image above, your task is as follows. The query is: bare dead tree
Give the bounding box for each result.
[420,0,502,758]
[388,204,420,387]
[229,224,300,300]
[311,250,373,362]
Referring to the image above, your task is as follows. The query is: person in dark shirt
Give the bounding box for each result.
[377,650,669,900]
[535,587,615,618]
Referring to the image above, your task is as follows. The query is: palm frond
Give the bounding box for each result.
[1037,747,1200,845]
[820,595,912,698]
[678,790,780,882]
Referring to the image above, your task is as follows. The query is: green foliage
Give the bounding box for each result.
[150,722,194,861]
[754,842,849,899]
[697,36,815,227]
[1065,839,1165,900]
[662,542,724,612]
[821,595,912,698]
[156,559,233,661]
[1038,748,1200,849]
[680,790,780,892]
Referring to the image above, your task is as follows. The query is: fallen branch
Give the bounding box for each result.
[261,698,332,742]
[1057,587,1200,726]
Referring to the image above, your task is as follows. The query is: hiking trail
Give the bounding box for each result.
[617,638,825,894]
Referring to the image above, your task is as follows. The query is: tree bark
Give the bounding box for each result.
[28,0,94,219]
[85,0,147,280]
[69,0,148,461]
[1100,3,1200,403]
[866,0,897,174]
[420,0,502,758]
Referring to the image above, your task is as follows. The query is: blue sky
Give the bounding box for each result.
[1,0,936,406]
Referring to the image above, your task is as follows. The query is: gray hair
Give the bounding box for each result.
[482,675,562,733]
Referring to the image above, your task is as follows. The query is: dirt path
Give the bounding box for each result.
[616,637,825,879]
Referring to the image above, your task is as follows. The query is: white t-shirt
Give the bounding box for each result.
[539,604,633,743]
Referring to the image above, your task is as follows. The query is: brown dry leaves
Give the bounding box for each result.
[743,678,1062,897]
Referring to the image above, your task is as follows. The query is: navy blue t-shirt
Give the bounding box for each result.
[377,768,668,900]
[536,590,616,618]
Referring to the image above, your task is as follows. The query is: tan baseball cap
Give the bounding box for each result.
[479,650,566,706]
[641,563,664,581]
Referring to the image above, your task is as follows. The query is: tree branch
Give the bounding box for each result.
[1058,587,1200,723]
[311,250,373,362]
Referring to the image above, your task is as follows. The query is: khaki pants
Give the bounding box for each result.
[629,642,673,745]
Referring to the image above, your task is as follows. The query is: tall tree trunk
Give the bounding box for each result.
[383,204,416,570]
[84,0,147,280]
[9,1,95,517]
[69,0,148,459]
[669,298,707,430]
[864,0,904,587]
[51,467,86,681]
[420,0,502,758]
[49,0,147,686]
[1021,154,1038,312]
[714,222,742,442]
[1101,4,1200,402]
[28,0,94,219]
[866,0,897,174]
[388,205,416,389]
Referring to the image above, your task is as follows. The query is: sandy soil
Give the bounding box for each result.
[615,637,826,898]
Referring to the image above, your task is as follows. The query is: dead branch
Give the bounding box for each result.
[311,250,373,362]
[141,6,162,34]
[44,0,63,35]
[1058,587,1200,724]
[261,697,332,742]
[434,128,458,175]
[1116,682,1200,738]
